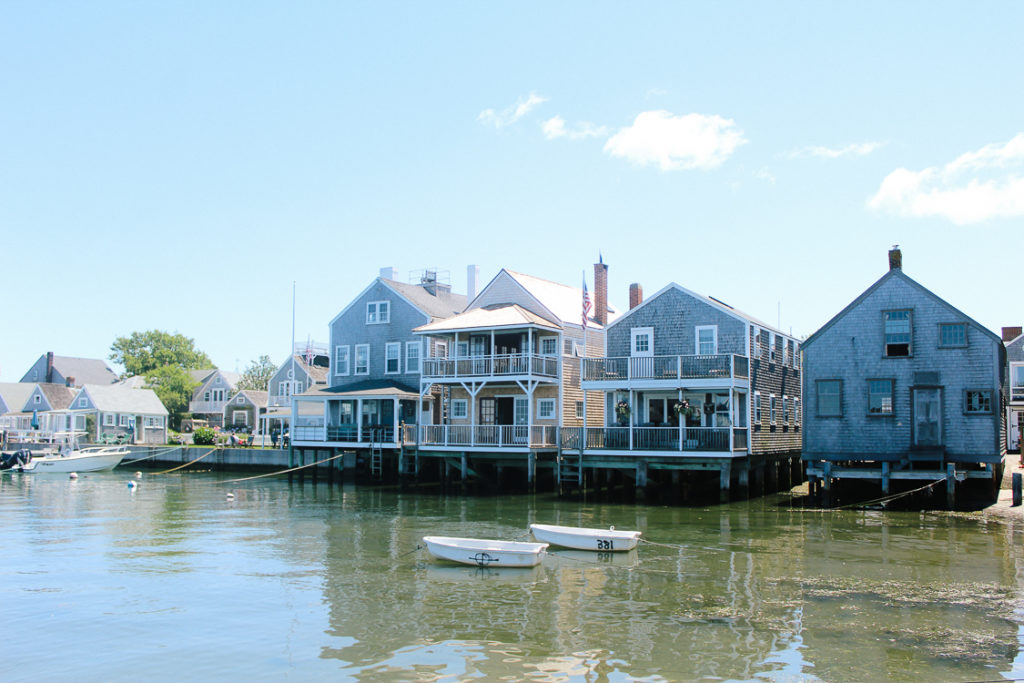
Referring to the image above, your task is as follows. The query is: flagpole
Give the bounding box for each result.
[581,270,588,447]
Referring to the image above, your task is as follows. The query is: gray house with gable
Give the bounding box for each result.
[1004,326,1024,452]
[580,281,802,500]
[291,268,467,472]
[801,248,1006,507]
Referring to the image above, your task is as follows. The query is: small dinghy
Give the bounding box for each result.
[422,536,549,568]
[529,523,641,552]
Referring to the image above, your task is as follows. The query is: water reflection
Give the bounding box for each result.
[2,473,1024,681]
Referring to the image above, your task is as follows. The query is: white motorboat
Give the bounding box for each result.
[422,536,549,568]
[3,433,128,474]
[529,523,642,552]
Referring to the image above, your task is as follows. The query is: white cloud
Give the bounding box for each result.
[867,133,1024,225]
[790,141,884,159]
[754,167,776,184]
[478,92,547,128]
[541,116,609,141]
[603,110,747,171]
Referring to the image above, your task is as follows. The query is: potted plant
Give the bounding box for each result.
[672,399,690,417]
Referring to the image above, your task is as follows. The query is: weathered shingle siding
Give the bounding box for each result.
[561,325,606,427]
[328,280,430,388]
[748,326,803,455]
[1008,336,1024,363]
[606,288,746,358]
[803,273,1003,460]
[20,356,62,385]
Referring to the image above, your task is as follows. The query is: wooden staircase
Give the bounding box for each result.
[558,452,583,491]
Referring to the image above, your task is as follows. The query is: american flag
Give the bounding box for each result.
[582,278,592,329]
[305,338,314,365]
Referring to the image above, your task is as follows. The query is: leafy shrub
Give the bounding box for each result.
[193,427,217,445]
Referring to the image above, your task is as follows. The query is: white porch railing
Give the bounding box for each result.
[418,424,557,448]
[421,354,559,380]
[582,354,749,382]
[560,426,738,452]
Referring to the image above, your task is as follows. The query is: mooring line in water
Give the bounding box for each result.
[834,478,945,511]
[397,544,423,559]
[638,538,688,550]
[219,452,346,483]
[122,446,185,465]
[151,448,219,475]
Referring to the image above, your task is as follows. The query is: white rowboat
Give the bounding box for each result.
[422,536,548,568]
[529,523,641,552]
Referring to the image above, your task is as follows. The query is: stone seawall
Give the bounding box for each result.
[126,445,292,470]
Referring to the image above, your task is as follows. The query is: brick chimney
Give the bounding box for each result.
[594,256,608,326]
[888,245,902,271]
[629,283,643,310]
[46,351,54,384]
[65,376,75,387]
[1003,326,1023,342]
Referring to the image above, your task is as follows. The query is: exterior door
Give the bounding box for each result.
[913,388,942,446]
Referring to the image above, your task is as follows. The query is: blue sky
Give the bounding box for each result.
[2,2,1022,378]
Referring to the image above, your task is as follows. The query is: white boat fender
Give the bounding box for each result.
[69,472,78,480]
[135,472,142,478]
[128,480,137,489]
[226,492,235,500]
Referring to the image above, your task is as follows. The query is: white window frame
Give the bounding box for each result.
[539,336,558,356]
[782,395,789,424]
[237,395,245,404]
[456,341,469,358]
[33,394,41,405]
[631,327,654,357]
[769,333,777,363]
[119,415,129,427]
[103,413,115,426]
[769,394,776,424]
[754,391,762,423]
[695,325,718,355]
[78,397,88,408]
[355,344,370,375]
[405,341,421,374]
[451,399,467,419]
[794,398,801,424]
[204,391,211,402]
[334,345,350,376]
[366,301,390,324]
[385,342,401,374]
[233,411,248,425]
[575,400,584,419]
[537,398,556,419]
[434,340,448,359]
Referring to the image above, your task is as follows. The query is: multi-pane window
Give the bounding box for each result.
[385,343,401,374]
[540,337,558,355]
[769,333,776,362]
[884,310,912,356]
[1012,364,1024,401]
[868,379,894,415]
[537,398,556,419]
[769,395,777,424]
[794,398,801,424]
[696,326,717,355]
[405,342,421,373]
[103,413,115,426]
[965,390,992,414]
[631,327,653,356]
[575,400,584,419]
[366,301,389,324]
[355,345,369,375]
[783,395,789,424]
[335,345,350,376]
[451,399,467,419]
[816,380,842,416]
[939,323,967,348]
[754,392,762,423]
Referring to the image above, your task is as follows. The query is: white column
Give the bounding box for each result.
[356,398,363,442]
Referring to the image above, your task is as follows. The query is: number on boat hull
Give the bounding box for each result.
[596,539,614,550]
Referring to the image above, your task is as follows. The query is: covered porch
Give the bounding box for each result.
[291,381,422,447]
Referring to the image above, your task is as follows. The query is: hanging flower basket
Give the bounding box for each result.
[615,400,631,419]
[672,400,690,416]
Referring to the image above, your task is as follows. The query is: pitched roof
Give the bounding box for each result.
[0,383,36,415]
[383,279,467,321]
[231,390,268,408]
[77,384,169,415]
[802,268,1003,349]
[503,270,619,328]
[38,383,75,410]
[188,368,218,384]
[414,303,561,333]
[298,379,419,398]
[293,355,329,383]
[51,356,119,385]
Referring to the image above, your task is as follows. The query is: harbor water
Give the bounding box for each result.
[3,471,1024,682]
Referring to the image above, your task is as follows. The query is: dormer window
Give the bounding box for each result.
[34,395,41,405]
[631,327,653,356]
[884,310,912,357]
[366,301,390,324]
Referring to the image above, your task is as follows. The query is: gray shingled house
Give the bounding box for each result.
[801,247,1006,507]
[579,281,802,501]
[20,352,118,387]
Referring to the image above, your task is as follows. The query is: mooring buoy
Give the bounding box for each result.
[69,472,78,480]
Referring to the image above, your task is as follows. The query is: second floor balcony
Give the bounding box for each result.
[583,354,749,386]
[422,353,559,382]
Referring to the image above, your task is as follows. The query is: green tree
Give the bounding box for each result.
[237,355,278,392]
[144,365,200,430]
[109,330,212,377]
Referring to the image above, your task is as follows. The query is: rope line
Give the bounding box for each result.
[220,452,346,483]
[152,448,219,475]
[834,478,945,510]
[638,538,689,550]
